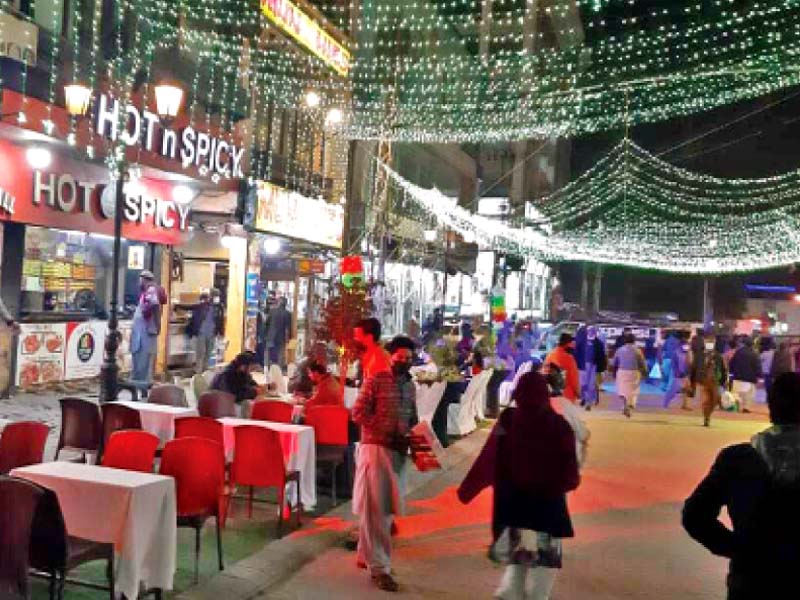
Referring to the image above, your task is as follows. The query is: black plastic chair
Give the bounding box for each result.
[198,391,237,418]
[55,398,101,463]
[0,475,41,599]
[149,385,188,408]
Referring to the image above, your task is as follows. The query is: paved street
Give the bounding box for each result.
[266,402,769,599]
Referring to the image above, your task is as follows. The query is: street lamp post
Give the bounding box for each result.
[65,81,183,402]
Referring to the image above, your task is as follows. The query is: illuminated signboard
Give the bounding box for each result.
[261,0,351,76]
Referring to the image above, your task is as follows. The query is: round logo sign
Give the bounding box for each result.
[76,331,95,363]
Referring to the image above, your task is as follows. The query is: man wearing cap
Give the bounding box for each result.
[130,270,163,387]
[188,289,225,374]
[545,333,581,402]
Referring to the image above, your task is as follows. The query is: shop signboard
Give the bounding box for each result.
[0,139,189,245]
[297,258,325,275]
[261,0,351,76]
[15,319,132,388]
[16,323,66,387]
[250,181,343,249]
[64,321,105,380]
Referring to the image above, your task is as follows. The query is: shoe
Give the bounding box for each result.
[742,408,751,414]
[585,404,591,412]
[623,406,631,418]
[372,573,399,592]
[703,417,710,427]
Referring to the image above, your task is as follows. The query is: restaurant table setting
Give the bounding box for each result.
[110,400,198,445]
[11,462,177,600]
[217,417,316,509]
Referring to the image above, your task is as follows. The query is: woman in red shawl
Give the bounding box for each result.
[458,371,580,600]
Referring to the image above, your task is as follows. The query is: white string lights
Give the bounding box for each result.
[381,139,800,274]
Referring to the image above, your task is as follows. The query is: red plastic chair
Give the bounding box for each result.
[174,416,225,447]
[304,406,350,505]
[55,398,101,463]
[229,426,301,536]
[100,430,159,473]
[251,400,293,424]
[198,391,237,418]
[160,437,226,583]
[0,422,50,475]
[99,404,142,462]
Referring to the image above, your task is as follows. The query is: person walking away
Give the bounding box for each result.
[771,341,795,382]
[457,372,580,600]
[660,332,680,394]
[613,327,632,352]
[354,318,391,380]
[612,332,646,418]
[694,334,727,427]
[729,336,760,414]
[663,338,690,409]
[351,358,405,591]
[644,330,658,384]
[689,329,706,397]
[760,336,776,397]
[187,290,225,374]
[578,326,606,411]
[304,363,344,410]
[130,270,165,391]
[266,297,292,371]
[544,333,580,403]
[683,372,800,599]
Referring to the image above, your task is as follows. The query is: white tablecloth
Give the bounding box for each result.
[0,418,10,433]
[414,381,447,424]
[218,418,316,509]
[111,401,198,445]
[12,462,176,600]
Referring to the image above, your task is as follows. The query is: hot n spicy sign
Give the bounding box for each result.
[0,139,189,245]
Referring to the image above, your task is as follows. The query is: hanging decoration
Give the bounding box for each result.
[381,139,800,274]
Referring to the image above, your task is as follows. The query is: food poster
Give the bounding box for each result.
[64,321,106,379]
[116,320,133,374]
[16,323,66,387]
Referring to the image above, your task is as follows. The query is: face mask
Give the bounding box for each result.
[705,342,715,351]
[213,297,221,304]
[392,361,412,376]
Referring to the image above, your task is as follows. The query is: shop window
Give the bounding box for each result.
[20,226,154,318]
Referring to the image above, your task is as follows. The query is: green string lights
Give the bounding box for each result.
[382,139,800,274]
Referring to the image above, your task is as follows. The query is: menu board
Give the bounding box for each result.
[16,319,133,389]
[16,323,66,387]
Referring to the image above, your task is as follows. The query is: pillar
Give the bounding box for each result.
[225,237,248,362]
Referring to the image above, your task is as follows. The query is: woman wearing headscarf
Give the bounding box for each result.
[457,372,580,600]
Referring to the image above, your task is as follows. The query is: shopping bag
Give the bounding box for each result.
[649,362,662,380]
[721,390,738,411]
[409,421,446,472]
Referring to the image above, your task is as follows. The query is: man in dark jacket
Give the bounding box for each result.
[576,325,607,410]
[728,336,761,413]
[266,297,292,371]
[187,289,225,374]
[683,372,800,599]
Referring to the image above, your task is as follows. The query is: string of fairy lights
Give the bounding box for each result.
[381,139,800,274]
[6,0,800,147]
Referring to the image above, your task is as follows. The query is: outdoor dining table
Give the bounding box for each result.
[110,401,198,445]
[217,417,317,510]
[0,418,10,433]
[11,462,177,600]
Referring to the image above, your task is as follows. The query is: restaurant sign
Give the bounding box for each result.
[249,181,343,249]
[261,0,351,76]
[0,139,189,245]
[95,93,246,179]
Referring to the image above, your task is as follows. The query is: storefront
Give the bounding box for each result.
[0,137,191,391]
[242,181,343,363]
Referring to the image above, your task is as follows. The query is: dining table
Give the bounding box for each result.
[0,418,10,433]
[217,417,317,510]
[11,462,177,600]
[110,401,198,445]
